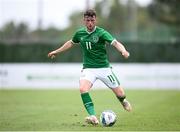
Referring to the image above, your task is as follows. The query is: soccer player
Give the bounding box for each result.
[48,9,132,125]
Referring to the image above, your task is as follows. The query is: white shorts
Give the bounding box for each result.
[80,67,120,89]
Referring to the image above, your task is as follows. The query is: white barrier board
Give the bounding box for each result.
[0,63,180,90]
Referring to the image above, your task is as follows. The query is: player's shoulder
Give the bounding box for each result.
[96,26,108,36]
[74,27,86,34]
[96,26,106,32]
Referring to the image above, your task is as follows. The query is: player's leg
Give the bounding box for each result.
[98,68,132,112]
[80,79,95,116]
[79,69,99,125]
[111,86,132,112]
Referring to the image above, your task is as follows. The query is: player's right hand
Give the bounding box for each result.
[48,51,57,59]
[122,50,130,59]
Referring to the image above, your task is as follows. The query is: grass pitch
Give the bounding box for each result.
[0,89,180,131]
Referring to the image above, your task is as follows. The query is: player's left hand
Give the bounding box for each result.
[48,51,57,59]
[122,51,130,59]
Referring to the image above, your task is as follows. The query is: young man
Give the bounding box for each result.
[48,9,132,125]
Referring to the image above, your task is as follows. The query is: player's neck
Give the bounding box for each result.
[86,26,96,34]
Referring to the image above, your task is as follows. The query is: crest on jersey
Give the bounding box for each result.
[92,35,99,43]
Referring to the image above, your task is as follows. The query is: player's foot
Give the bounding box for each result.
[85,115,99,125]
[121,99,132,112]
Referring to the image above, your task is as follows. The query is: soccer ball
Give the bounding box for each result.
[100,110,117,127]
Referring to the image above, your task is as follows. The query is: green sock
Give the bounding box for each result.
[116,95,126,103]
[81,92,95,116]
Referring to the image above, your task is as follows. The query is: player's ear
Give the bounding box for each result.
[95,17,97,23]
[93,16,97,23]
[83,18,86,25]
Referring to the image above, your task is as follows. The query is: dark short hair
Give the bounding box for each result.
[84,9,96,18]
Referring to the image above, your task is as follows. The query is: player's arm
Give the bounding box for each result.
[48,40,73,59]
[112,40,130,59]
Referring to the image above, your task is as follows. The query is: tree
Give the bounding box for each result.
[15,23,29,39]
[0,22,16,40]
[105,0,126,34]
[0,22,29,42]
[148,0,180,40]
[148,0,180,26]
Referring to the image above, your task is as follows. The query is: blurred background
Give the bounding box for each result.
[0,0,180,89]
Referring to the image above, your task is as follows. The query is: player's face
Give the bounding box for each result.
[84,16,96,32]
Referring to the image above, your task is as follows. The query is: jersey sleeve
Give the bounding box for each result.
[71,32,80,44]
[101,30,116,45]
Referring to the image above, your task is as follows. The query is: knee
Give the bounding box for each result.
[79,80,92,93]
[79,86,89,93]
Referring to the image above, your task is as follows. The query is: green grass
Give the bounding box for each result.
[0,89,180,131]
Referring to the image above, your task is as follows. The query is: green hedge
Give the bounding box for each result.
[0,42,180,62]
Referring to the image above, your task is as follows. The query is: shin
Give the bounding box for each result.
[80,80,96,115]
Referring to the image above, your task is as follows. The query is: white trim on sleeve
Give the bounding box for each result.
[110,39,117,45]
[70,40,79,45]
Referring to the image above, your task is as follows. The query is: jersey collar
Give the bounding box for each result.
[86,26,96,34]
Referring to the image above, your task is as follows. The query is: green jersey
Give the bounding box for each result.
[72,26,115,68]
